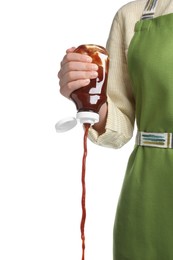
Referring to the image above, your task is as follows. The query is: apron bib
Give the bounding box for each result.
[113,0,173,259]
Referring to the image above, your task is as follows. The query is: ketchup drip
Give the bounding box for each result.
[81,123,90,260]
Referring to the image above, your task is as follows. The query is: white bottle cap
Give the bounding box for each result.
[76,111,99,125]
[55,117,77,133]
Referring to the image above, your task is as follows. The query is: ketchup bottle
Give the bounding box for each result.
[55,44,109,132]
[71,44,109,125]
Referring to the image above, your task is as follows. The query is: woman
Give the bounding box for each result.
[58,0,173,258]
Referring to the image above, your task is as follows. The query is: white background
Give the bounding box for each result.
[0,0,136,259]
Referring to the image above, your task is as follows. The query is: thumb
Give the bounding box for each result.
[66,47,76,53]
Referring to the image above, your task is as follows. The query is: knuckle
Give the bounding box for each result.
[60,57,65,67]
[65,52,72,61]
[59,87,63,95]
[59,85,68,98]
[68,71,74,80]
[66,82,73,92]
[67,62,75,71]
[57,70,61,79]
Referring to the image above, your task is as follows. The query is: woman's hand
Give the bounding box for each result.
[57,47,108,134]
[57,47,98,98]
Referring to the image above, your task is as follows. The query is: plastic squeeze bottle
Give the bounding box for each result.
[55,44,109,132]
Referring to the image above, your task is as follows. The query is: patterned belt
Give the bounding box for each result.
[136,131,173,149]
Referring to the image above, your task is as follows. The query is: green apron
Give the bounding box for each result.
[113,1,173,259]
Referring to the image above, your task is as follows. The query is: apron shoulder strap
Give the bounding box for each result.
[141,0,159,20]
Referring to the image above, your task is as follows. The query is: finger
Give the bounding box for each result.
[60,79,91,98]
[58,61,98,79]
[61,52,92,67]
[66,47,76,53]
[59,70,98,89]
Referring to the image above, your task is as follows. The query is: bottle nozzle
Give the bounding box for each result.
[76,111,99,125]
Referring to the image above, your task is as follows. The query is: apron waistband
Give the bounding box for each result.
[136,131,173,149]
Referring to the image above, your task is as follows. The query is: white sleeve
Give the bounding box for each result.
[88,11,135,149]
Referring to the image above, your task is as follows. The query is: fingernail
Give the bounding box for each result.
[91,64,98,70]
[91,71,98,78]
[84,79,90,84]
[85,56,92,62]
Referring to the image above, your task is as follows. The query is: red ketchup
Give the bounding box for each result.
[70,44,109,125]
[70,44,109,260]
[81,123,90,260]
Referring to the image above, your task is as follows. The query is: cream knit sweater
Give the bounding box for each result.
[88,0,173,149]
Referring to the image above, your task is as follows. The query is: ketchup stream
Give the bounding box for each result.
[81,123,90,260]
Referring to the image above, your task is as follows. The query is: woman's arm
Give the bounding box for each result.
[92,103,108,135]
